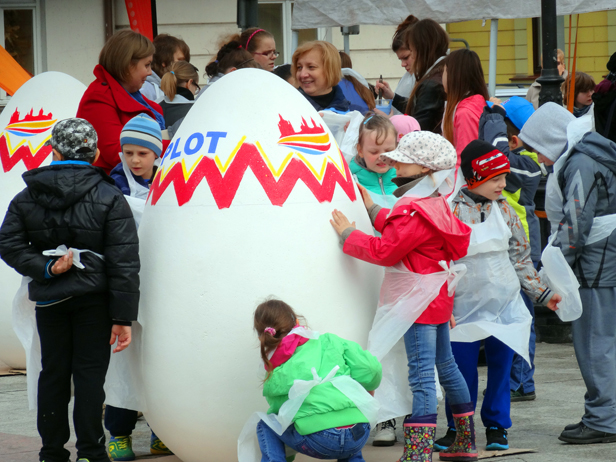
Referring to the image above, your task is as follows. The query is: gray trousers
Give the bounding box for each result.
[572,287,616,433]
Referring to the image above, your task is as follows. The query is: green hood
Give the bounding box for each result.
[263,333,382,435]
[349,158,397,195]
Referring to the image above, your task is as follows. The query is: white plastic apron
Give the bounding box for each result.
[544,116,616,321]
[12,246,105,409]
[368,261,466,423]
[237,327,379,462]
[450,203,532,364]
[104,158,149,410]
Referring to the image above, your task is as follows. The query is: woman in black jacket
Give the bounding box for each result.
[376,19,449,133]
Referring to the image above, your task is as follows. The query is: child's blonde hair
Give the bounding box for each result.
[254,299,304,380]
[357,112,397,150]
[160,60,199,101]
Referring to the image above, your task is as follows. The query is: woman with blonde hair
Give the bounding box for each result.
[159,61,200,127]
[77,29,169,173]
[292,40,362,113]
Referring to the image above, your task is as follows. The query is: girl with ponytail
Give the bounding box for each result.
[159,60,200,128]
[250,298,381,461]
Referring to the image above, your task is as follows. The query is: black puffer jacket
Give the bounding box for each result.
[0,162,140,322]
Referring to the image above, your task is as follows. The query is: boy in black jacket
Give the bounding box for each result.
[0,118,140,462]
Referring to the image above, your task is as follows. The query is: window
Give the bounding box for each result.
[258,0,318,65]
[0,0,40,104]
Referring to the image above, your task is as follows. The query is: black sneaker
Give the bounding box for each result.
[486,427,509,450]
[433,427,456,452]
[510,389,536,402]
[558,423,616,444]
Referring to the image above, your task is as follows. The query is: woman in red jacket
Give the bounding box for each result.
[442,49,489,162]
[330,131,477,462]
[77,30,170,173]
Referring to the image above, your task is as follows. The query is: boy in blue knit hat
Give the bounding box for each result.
[110,113,163,195]
[107,113,171,460]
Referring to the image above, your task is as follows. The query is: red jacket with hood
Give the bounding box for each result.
[77,65,170,173]
[343,196,471,324]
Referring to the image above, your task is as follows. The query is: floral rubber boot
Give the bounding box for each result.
[438,404,478,462]
[398,415,437,462]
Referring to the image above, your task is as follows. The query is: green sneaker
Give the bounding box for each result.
[150,433,173,455]
[108,435,135,461]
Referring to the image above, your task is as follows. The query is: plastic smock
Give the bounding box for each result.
[449,201,532,363]
[12,246,105,409]
[237,326,379,462]
[368,168,467,423]
[103,156,150,411]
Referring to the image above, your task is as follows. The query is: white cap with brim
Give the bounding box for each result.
[380,131,457,171]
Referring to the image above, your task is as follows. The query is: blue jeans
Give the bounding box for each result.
[446,337,514,429]
[256,421,370,462]
[403,322,471,417]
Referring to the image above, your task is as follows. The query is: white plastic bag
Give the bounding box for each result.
[320,110,364,161]
[11,276,40,409]
[539,240,583,322]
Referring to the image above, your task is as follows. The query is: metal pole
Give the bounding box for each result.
[537,0,564,106]
[344,34,350,55]
[488,19,498,97]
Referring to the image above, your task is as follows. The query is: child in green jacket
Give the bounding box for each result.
[350,113,398,207]
[253,299,382,462]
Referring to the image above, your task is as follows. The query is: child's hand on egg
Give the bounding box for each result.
[357,184,374,210]
[330,209,356,236]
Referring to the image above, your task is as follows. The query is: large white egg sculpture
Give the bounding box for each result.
[138,69,382,460]
[0,72,86,369]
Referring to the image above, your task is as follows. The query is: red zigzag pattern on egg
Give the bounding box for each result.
[148,142,357,209]
[0,136,52,173]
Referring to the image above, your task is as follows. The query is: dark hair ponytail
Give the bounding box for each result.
[253,299,302,380]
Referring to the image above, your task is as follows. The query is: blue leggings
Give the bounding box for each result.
[445,336,514,429]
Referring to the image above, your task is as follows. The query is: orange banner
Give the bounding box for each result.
[0,45,31,96]
[125,0,154,40]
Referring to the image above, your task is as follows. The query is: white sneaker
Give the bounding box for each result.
[372,419,396,446]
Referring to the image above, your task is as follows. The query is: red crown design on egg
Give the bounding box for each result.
[148,115,356,208]
[277,116,331,155]
[0,108,56,172]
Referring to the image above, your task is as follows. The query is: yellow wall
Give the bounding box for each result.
[564,11,614,84]
[447,11,616,86]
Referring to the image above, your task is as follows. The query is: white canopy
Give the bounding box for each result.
[292,0,616,28]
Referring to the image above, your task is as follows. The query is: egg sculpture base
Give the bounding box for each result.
[0,72,86,369]
[138,69,382,461]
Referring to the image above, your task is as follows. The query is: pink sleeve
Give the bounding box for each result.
[454,107,481,157]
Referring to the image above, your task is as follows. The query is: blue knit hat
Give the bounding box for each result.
[120,114,163,157]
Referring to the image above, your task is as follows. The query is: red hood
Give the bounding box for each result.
[401,196,471,261]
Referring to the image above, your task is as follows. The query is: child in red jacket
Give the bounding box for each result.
[330,131,477,462]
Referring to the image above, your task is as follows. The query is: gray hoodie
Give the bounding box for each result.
[554,132,616,288]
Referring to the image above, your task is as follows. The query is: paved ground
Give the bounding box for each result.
[1,343,614,461]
